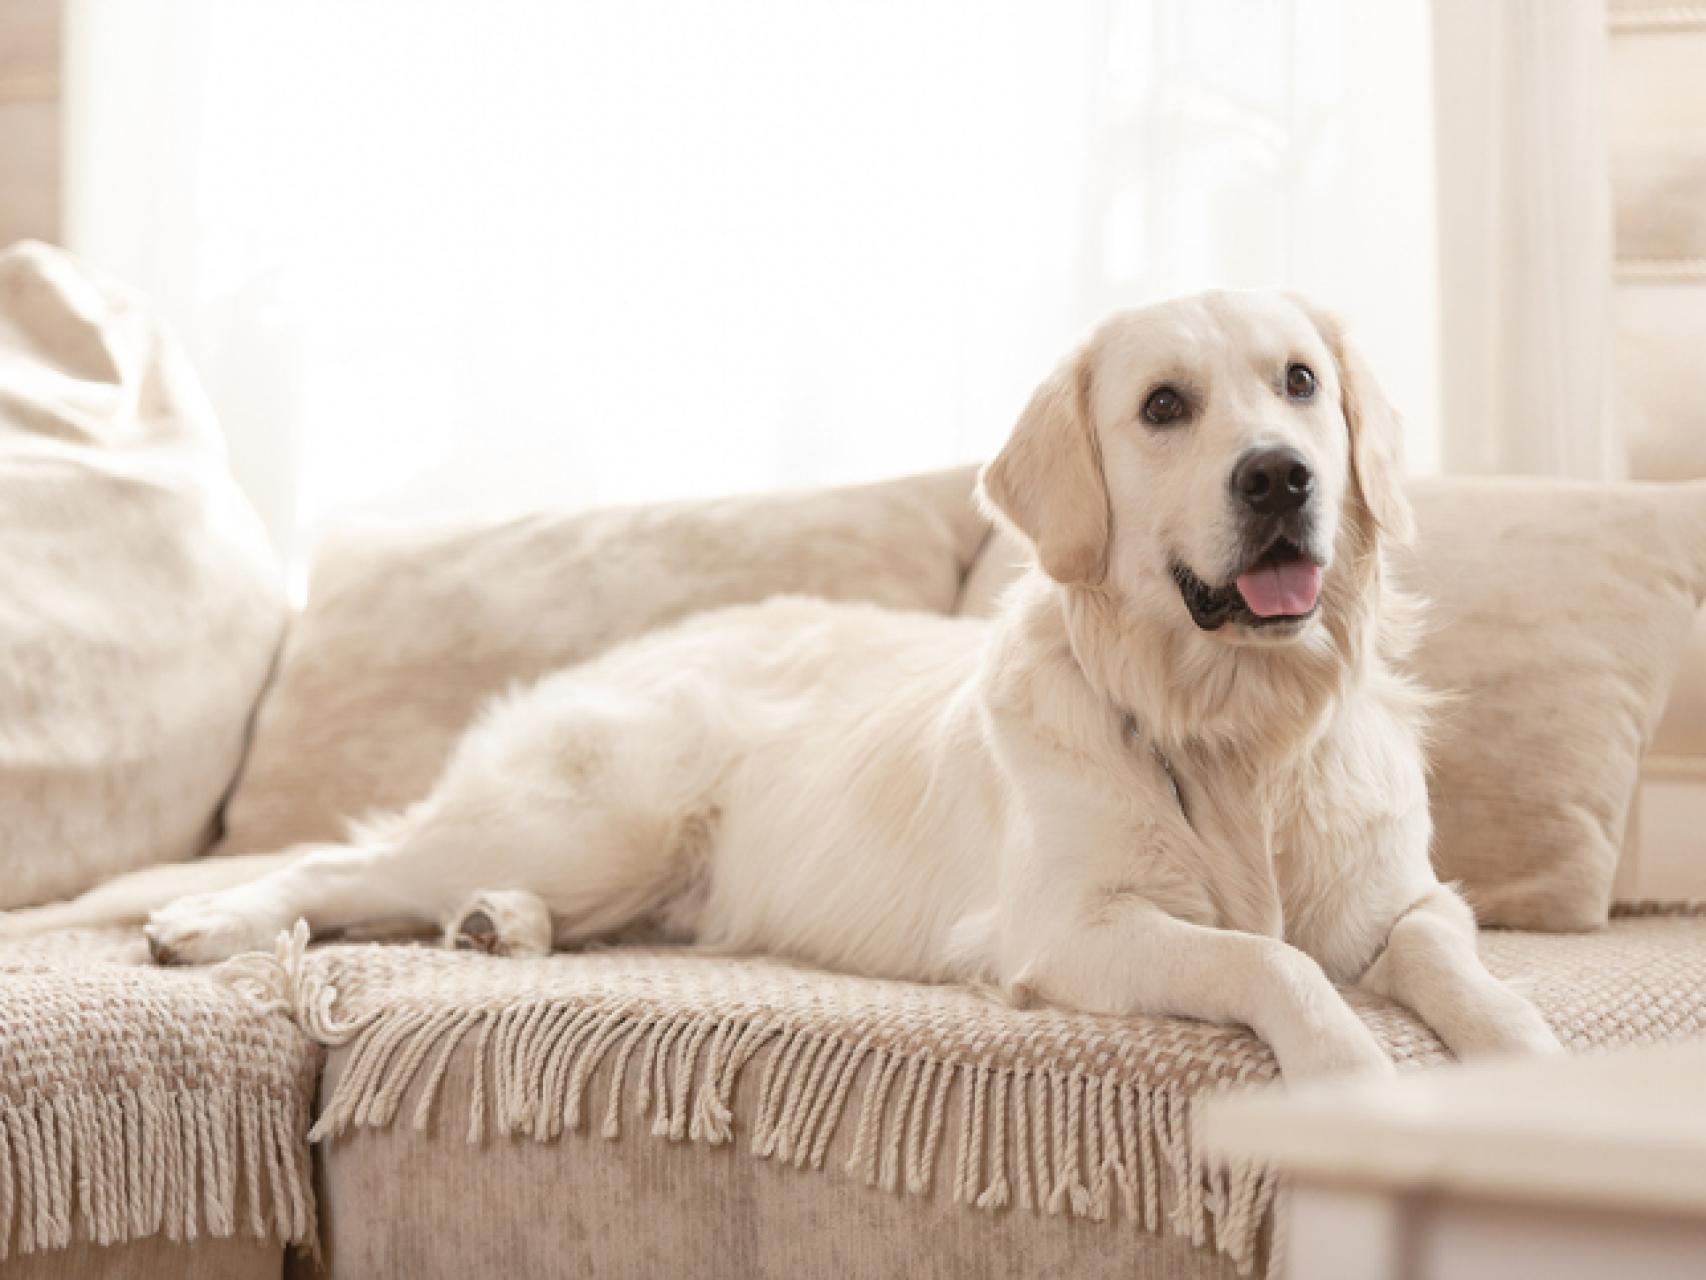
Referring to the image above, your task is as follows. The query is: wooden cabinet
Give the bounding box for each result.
[0,0,61,247]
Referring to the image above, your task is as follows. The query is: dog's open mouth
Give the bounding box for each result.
[1171,538,1323,632]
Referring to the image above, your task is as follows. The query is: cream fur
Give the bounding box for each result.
[17,292,1560,1079]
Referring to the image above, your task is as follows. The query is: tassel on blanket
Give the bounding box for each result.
[219,937,1277,1276]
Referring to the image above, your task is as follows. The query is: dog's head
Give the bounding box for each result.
[980,291,1410,646]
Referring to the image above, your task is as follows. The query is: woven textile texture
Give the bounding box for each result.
[0,929,318,1263]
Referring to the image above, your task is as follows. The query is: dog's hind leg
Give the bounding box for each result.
[145,787,676,965]
[144,809,463,964]
[146,675,723,965]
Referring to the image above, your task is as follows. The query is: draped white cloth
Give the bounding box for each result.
[1431,0,1619,480]
[63,0,1440,560]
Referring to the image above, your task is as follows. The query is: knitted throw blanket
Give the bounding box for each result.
[216,906,1706,1278]
[0,929,318,1263]
[3,910,1702,1270]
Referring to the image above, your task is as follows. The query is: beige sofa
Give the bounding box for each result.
[6,6,1705,1269]
[5,461,1706,1280]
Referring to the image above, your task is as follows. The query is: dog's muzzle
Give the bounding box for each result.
[1171,512,1325,632]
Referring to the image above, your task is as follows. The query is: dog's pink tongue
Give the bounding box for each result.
[1235,561,1322,618]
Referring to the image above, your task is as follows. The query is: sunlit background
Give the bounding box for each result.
[61,0,1446,566]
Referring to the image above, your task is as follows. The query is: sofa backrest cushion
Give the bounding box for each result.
[0,241,286,909]
[216,466,985,854]
[1400,477,1706,929]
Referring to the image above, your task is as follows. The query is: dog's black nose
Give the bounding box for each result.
[1231,447,1313,516]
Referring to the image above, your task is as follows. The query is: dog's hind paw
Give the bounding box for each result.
[145,892,285,965]
[445,890,553,958]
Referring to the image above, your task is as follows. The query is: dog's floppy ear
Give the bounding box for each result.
[1299,302,1415,544]
[979,347,1110,585]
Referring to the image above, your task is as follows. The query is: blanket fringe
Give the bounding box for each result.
[235,933,1273,1276]
[0,1086,315,1263]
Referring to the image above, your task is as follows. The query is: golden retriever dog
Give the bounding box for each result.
[11,292,1560,1079]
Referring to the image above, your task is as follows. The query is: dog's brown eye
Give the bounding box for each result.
[1285,363,1316,399]
[1142,387,1187,426]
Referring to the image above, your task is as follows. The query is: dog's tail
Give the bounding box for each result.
[0,853,298,938]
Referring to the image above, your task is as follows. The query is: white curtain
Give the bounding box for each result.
[63,0,1439,566]
[1431,0,1618,480]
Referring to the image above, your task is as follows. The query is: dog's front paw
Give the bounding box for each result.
[1271,1019,1395,1083]
[1449,995,1566,1061]
[445,889,553,958]
[145,892,285,965]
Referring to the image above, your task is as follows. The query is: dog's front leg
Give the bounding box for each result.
[984,712,1390,1081]
[1358,885,1563,1059]
[1006,887,1393,1081]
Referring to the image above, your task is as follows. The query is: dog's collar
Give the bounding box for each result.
[1121,713,1189,825]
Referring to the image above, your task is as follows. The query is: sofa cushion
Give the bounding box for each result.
[958,479,1706,931]
[236,909,1706,1278]
[217,467,986,855]
[1401,478,1706,929]
[0,242,286,909]
[0,928,318,1266]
